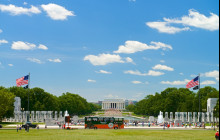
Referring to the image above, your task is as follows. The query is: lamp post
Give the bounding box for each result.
[21,108,24,125]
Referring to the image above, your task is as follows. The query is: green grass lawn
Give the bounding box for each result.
[0,129,217,140]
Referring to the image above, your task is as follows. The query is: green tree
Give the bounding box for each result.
[214,99,219,118]
[59,92,92,115]
[126,104,135,112]
[195,86,219,112]
[0,88,15,121]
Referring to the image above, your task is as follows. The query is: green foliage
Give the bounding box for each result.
[1,86,99,117]
[59,92,93,115]
[0,88,15,121]
[196,86,219,112]
[126,104,135,112]
[214,99,219,117]
[132,86,219,116]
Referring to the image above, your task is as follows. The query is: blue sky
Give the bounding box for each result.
[0,0,219,102]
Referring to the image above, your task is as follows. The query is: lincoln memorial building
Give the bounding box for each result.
[102,99,125,110]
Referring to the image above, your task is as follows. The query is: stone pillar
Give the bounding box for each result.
[170,112,173,122]
[23,111,26,122]
[188,112,192,124]
[202,112,205,122]
[198,112,202,122]
[55,111,57,120]
[59,111,63,119]
[210,112,213,123]
[31,111,35,122]
[165,112,168,118]
[206,112,210,123]
[184,112,187,123]
[25,111,29,122]
[35,111,38,122]
[164,112,169,122]
[14,111,18,122]
[175,112,178,120]
[194,112,198,123]
[40,111,43,122]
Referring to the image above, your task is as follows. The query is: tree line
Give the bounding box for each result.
[0,86,101,121]
[127,86,219,117]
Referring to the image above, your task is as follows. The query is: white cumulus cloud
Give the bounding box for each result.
[146,21,190,34]
[0,4,41,15]
[12,41,36,50]
[125,57,135,64]
[124,70,147,76]
[152,64,174,71]
[203,70,219,81]
[0,39,8,45]
[201,80,216,85]
[48,59,62,63]
[164,9,219,31]
[147,70,165,76]
[11,41,48,51]
[131,81,142,84]
[124,70,164,76]
[87,79,96,83]
[38,44,48,50]
[41,3,75,20]
[114,40,172,54]
[161,79,190,85]
[84,53,127,66]
[146,9,219,34]
[8,64,13,67]
[96,70,112,74]
[27,58,42,64]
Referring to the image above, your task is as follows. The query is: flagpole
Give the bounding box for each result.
[27,73,30,123]
[198,73,201,122]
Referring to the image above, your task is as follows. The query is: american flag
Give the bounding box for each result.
[16,75,29,87]
[186,76,199,88]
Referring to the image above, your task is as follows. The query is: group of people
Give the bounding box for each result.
[16,124,39,132]
[16,124,29,132]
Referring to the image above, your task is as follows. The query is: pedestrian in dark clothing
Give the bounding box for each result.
[16,125,19,132]
[27,124,29,132]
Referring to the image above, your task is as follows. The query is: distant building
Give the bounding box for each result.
[14,97,21,113]
[207,98,218,112]
[102,99,125,110]
[98,101,102,106]
[125,99,138,106]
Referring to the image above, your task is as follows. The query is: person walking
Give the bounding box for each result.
[27,124,29,132]
[215,130,219,140]
[16,125,19,132]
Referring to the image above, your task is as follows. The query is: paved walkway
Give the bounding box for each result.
[5,125,216,130]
